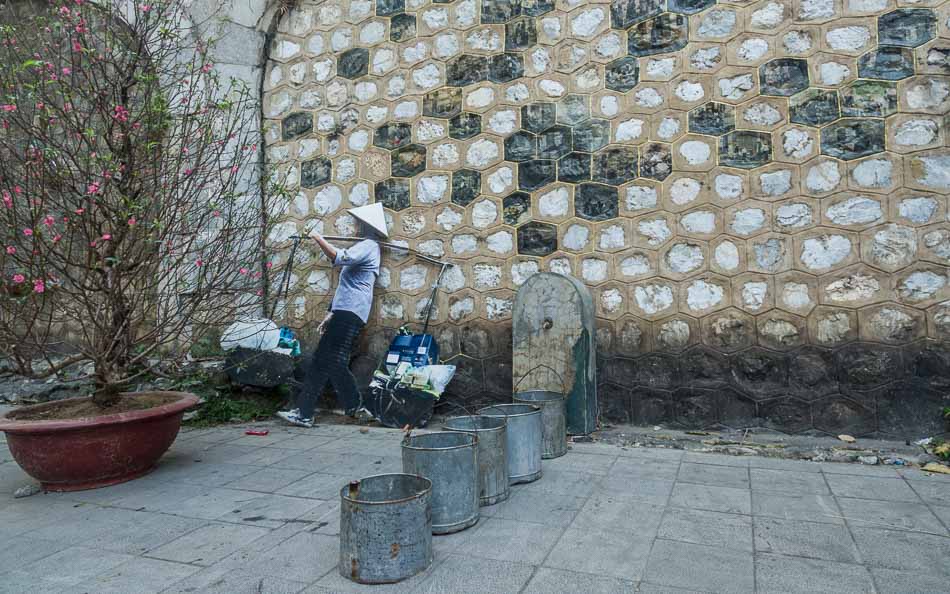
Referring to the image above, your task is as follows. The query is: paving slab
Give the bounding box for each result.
[669,483,752,515]
[749,468,831,495]
[657,507,753,552]
[146,522,271,566]
[836,497,949,535]
[750,492,844,525]
[160,565,309,594]
[450,518,563,565]
[521,567,637,594]
[677,462,750,489]
[643,539,754,593]
[753,517,861,563]
[543,527,653,581]
[824,475,922,503]
[850,527,950,577]
[755,553,875,594]
[598,475,675,505]
[484,490,584,527]
[870,567,950,594]
[571,495,665,535]
[411,554,535,594]
[61,556,201,594]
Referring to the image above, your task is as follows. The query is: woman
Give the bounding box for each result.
[277,203,386,428]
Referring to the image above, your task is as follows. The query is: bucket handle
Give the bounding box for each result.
[513,363,567,395]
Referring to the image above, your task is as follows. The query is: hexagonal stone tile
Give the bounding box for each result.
[575,182,619,220]
[789,89,840,127]
[820,119,885,160]
[337,48,369,79]
[592,146,639,186]
[759,58,810,96]
[670,0,716,14]
[522,102,556,132]
[481,0,521,24]
[503,191,531,225]
[376,0,405,17]
[558,152,592,183]
[505,17,537,50]
[557,94,591,125]
[627,13,689,57]
[301,157,332,188]
[517,221,558,256]
[839,81,897,118]
[488,53,525,82]
[374,123,412,150]
[282,112,313,141]
[390,14,416,42]
[451,169,481,206]
[446,55,489,87]
[688,102,736,136]
[610,0,664,29]
[518,159,556,190]
[858,46,915,81]
[449,113,482,140]
[538,126,573,159]
[574,118,611,152]
[505,130,538,162]
[878,9,936,48]
[390,144,427,177]
[424,88,462,118]
[375,178,411,210]
[640,143,673,181]
[719,131,772,169]
[605,56,639,92]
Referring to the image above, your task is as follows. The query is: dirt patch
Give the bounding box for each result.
[8,392,183,421]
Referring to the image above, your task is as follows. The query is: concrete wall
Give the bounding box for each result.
[261,0,950,439]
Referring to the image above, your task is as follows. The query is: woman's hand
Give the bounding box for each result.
[317,311,333,334]
[310,230,337,262]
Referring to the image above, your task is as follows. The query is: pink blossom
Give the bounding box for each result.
[5,246,15,254]
[22,228,33,236]
[239,267,249,275]
[36,102,44,109]
[127,217,137,226]
[86,182,100,194]
[61,67,71,76]
[112,105,129,122]
[212,210,220,217]
[32,279,45,293]
[43,215,55,227]
[201,63,213,73]
[12,274,24,284]
[89,241,96,247]
[74,208,85,215]
[140,4,151,12]
[0,105,15,112]
[183,168,193,176]
[59,6,71,15]
[101,234,111,241]
[72,40,82,52]
[265,261,273,269]
[195,258,203,267]
[52,234,61,243]
[2,191,11,208]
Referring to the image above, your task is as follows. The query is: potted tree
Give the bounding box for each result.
[0,0,280,490]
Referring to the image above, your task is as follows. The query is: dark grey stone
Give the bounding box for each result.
[481,0,521,24]
[639,143,673,180]
[759,58,810,96]
[668,0,716,14]
[337,48,369,79]
[390,13,416,42]
[516,221,558,256]
[537,126,573,160]
[558,152,592,183]
[719,130,772,169]
[878,9,936,48]
[605,56,640,92]
[731,348,788,395]
[575,182,619,220]
[858,46,915,81]
[592,146,638,186]
[517,159,556,191]
[503,191,531,226]
[376,0,405,17]
[505,131,538,162]
[811,395,876,437]
[375,177,411,210]
[557,94,591,126]
[505,17,537,50]
[839,81,898,117]
[672,387,719,428]
[835,344,904,390]
[373,122,412,149]
[822,118,887,159]
[688,102,735,136]
[790,89,840,127]
[449,112,482,140]
[757,397,813,434]
[390,143,427,177]
[627,13,689,57]
[446,55,488,87]
[300,157,331,188]
[281,112,312,141]
[423,88,462,118]
[488,53,525,82]
[611,0,664,29]
[522,102,556,133]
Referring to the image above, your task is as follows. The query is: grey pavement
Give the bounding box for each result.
[0,421,947,594]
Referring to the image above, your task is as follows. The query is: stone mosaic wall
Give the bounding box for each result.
[263,0,950,438]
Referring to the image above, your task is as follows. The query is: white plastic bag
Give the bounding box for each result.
[425,365,456,394]
[220,319,281,351]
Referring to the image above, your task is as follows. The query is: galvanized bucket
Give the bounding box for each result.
[477,404,543,485]
[513,390,567,459]
[339,474,433,584]
[401,431,479,535]
[443,415,509,506]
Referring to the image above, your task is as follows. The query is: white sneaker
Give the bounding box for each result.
[353,407,376,421]
[276,410,314,428]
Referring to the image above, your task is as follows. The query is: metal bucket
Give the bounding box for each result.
[339,474,433,584]
[443,415,509,506]
[513,390,567,459]
[401,432,479,534]
[477,404,543,485]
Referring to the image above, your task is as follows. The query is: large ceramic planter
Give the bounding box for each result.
[0,391,198,492]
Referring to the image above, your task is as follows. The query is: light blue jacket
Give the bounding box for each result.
[329,239,380,323]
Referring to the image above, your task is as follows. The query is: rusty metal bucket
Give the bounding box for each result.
[513,390,567,459]
[443,415,509,506]
[402,431,480,534]
[477,404,543,485]
[339,474,433,584]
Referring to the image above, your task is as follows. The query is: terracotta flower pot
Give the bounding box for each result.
[0,391,199,492]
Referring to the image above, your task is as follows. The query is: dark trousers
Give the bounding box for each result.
[297,310,365,418]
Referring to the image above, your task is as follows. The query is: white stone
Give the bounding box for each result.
[738,38,769,62]
[595,32,623,59]
[402,213,425,235]
[679,140,712,165]
[331,28,352,52]
[307,34,325,55]
[656,117,680,139]
[898,197,938,224]
[539,79,567,97]
[422,7,449,29]
[360,21,386,45]
[801,235,852,270]
[268,91,292,117]
[549,258,572,276]
[826,196,883,225]
[799,0,835,20]
[542,16,562,40]
[776,203,813,229]
[743,102,782,126]
[906,78,950,110]
[466,29,502,52]
[326,80,349,106]
[646,58,676,79]
[895,120,939,146]
[783,30,812,54]
[731,208,767,235]
[600,95,620,117]
[506,83,531,103]
[719,74,754,100]
[826,26,870,51]
[714,174,743,200]
[819,62,851,85]
[530,47,551,74]
[912,155,950,190]
[347,129,369,153]
[682,211,717,234]
[485,167,514,195]
[432,143,460,167]
[687,280,724,311]
[869,308,917,341]
[418,240,445,259]
[602,288,624,313]
[386,76,405,98]
[783,128,814,159]
[434,33,460,59]
[715,241,740,271]
[638,218,672,246]
[825,274,880,302]
[318,4,342,26]
[486,296,513,320]
[393,100,417,119]
[449,297,474,321]
[870,224,917,268]
[466,139,499,168]
[616,118,645,142]
[417,119,446,142]
[336,158,357,183]
[564,224,590,250]
[582,258,608,282]
[366,105,388,124]
[417,175,449,204]
[742,282,768,310]
[571,7,605,38]
[848,0,888,11]
[635,88,664,107]
[465,87,495,109]
[670,178,702,205]
[924,230,950,261]
[268,221,298,244]
[299,139,321,159]
[437,208,462,231]
[538,187,569,217]
[817,312,851,344]
[486,230,513,254]
[488,110,517,135]
[760,170,792,197]
[316,112,336,133]
[452,234,477,254]
[806,161,841,193]
[307,270,331,294]
[400,265,428,291]
[455,0,476,27]
[472,199,498,228]
[511,261,540,286]
[273,40,300,61]
[698,9,737,37]
[657,320,691,349]
[626,185,658,210]
[667,243,704,273]
[473,263,501,288]
[599,225,626,250]
[691,47,721,70]
[313,185,342,215]
[412,64,442,90]
[898,271,946,301]
[762,319,800,345]
[348,183,370,207]
[782,283,812,310]
[675,81,705,103]
[635,284,674,314]
[622,254,652,277]
[851,158,892,188]
[751,2,784,28]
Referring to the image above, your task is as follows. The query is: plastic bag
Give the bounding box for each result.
[425,365,456,394]
[220,319,281,351]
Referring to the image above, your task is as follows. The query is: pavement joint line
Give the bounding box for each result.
[900,470,950,537]
[638,447,682,591]
[820,463,881,594]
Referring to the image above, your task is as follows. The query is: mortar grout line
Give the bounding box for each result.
[820,463,879,594]
[633,449,683,592]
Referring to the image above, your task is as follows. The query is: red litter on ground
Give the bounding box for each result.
[245,430,269,436]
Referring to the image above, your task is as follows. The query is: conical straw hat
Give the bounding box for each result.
[347,203,389,238]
